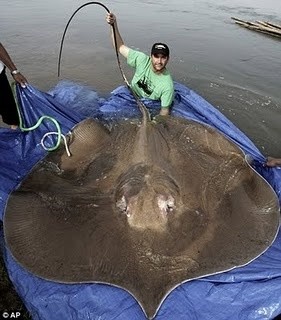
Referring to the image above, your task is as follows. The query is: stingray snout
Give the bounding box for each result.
[116,189,176,231]
[114,165,181,230]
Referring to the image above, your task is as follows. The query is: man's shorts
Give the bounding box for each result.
[0,67,19,125]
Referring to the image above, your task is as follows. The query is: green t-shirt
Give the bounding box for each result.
[127,49,174,108]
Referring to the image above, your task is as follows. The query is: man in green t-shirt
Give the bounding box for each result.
[106,13,174,116]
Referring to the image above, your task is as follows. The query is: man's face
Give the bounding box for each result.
[151,53,169,73]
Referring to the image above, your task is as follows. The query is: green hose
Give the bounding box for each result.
[12,81,62,151]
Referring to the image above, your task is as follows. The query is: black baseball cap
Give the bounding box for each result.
[151,43,170,57]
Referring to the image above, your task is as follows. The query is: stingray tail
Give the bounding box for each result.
[136,99,151,126]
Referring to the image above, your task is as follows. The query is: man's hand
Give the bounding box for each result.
[106,13,116,25]
[12,72,28,88]
[152,114,168,125]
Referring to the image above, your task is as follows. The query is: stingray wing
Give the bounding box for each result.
[4,119,125,279]
[153,117,280,273]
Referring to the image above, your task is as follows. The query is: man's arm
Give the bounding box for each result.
[106,13,130,59]
[0,42,17,71]
[159,85,174,116]
[0,42,28,87]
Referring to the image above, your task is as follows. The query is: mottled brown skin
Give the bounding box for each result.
[4,116,280,319]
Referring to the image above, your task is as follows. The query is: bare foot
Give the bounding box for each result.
[10,125,18,130]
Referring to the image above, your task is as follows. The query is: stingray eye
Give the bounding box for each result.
[166,197,175,212]
[116,196,129,215]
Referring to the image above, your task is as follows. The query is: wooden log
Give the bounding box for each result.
[256,20,281,33]
[232,17,280,34]
[265,21,281,30]
[231,17,256,26]
[231,17,281,38]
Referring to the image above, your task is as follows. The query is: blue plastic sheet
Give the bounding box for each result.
[1,81,281,320]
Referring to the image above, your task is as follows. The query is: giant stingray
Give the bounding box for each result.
[4,103,280,318]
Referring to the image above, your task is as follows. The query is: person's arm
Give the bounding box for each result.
[0,42,28,87]
[266,157,281,167]
[159,84,174,116]
[106,13,130,59]
[0,42,27,87]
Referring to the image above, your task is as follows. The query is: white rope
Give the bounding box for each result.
[40,132,71,157]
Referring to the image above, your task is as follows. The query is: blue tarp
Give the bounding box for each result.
[1,80,281,320]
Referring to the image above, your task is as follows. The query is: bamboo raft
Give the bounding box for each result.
[231,17,281,39]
